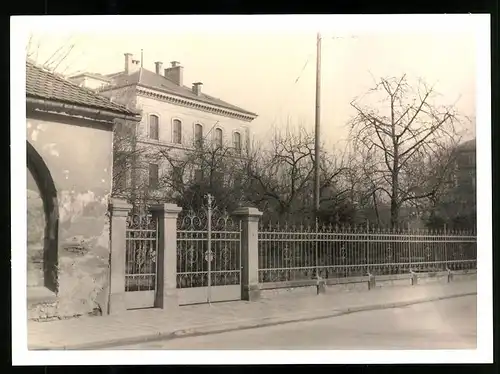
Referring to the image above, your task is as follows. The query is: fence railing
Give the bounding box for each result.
[176,206,241,289]
[258,223,477,283]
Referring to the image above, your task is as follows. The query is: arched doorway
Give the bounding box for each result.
[27,141,58,293]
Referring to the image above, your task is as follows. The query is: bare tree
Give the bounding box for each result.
[152,138,250,212]
[246,126,348,223]
[111,119,150,207]
[348,75,464,228]
[26,33,77,74]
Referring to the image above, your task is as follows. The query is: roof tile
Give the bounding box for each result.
[26,61,139,116]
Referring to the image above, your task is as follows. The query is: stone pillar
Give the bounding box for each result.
[233,207,263,301]
[150,203,182,310]
[108,198,132,315]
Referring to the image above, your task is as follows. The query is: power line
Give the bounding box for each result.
[268,53,314,128]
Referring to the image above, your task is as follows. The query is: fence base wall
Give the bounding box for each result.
[259,269,477,298]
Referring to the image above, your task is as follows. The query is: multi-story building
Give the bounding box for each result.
[452,138,476,192]
[69,52,258,205]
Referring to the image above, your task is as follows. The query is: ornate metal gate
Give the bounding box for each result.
[124,213,158,309]
[176,194,241,305]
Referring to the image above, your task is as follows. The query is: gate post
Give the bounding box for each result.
[108,198,132,315]
[150,203,182,311]
[233,207,263,301]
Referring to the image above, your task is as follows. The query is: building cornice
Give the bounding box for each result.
[135,86,257,123]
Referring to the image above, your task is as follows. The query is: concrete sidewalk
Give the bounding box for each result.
[28,280,477,350]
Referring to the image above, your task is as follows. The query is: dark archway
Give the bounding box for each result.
[27,141,58,293]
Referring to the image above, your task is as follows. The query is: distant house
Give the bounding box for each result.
[451,138,476,192]
[69,53,258,206]
[26,61,140,319]
[67,71,114,91]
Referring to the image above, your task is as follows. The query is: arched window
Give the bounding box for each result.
[149,115,159,140]
[172,119,182,144]
[214,128,223,147]
[233,131,242,154]
[194,123,203,147]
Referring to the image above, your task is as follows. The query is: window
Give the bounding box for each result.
[194,124,203,147]
[214,128,223,148]
[172,167,183,190]
[233,132,242,154]
[148,163,159,189]
[173,119,182,144]
[149,115,159,140]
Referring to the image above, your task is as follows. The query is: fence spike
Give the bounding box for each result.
[284,221,289,231]
[299,222,304,231]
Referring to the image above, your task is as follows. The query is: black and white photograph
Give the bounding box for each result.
[10,14,492,365]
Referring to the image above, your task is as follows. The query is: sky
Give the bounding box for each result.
[24,15,480,150]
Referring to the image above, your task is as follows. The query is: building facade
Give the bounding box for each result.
[70,53,258,205]
[26,61,140,320]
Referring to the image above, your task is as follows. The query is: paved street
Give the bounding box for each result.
[110,295,476,350]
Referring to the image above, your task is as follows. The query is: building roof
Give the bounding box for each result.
[101,68,257,117]
[26,61,139,117]
[68,71,112,82]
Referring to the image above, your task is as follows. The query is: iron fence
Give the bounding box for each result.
[258,222,476,283]
[176,198,241,290]
[125,213,158,291]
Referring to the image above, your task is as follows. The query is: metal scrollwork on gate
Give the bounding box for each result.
[186,246,198,265]
[176,194,242,293]
[177,209,208,231]
[340,246,347,263]
[125,213,158,292]
[386,246,393,262]
[425,246,432,260]
[219,246,231,267]
[127,213,157,230]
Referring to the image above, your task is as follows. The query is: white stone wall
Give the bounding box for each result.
[135,95,251,152]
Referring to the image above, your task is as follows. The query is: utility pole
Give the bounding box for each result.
[314,32,322,220]
[141,49,144,68]
[314,32,322,283]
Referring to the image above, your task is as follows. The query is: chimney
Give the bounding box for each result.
[155,61,163,75]
[124,53,140,74]
[192,82,203,96]
[164,61,183,86]
[124,53,133,74]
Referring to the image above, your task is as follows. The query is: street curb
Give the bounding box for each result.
[29,291,477,350]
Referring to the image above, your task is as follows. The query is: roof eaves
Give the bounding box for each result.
[137,82,258,118]
[27,95,141,121]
